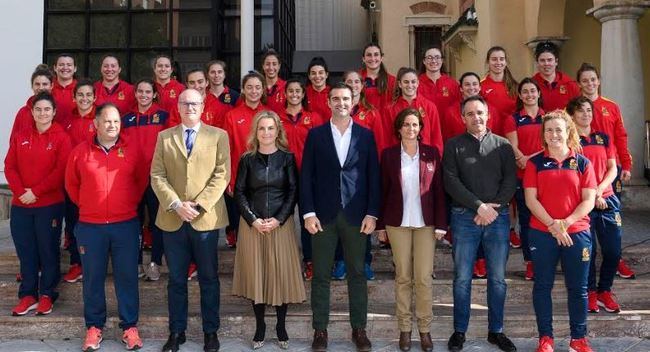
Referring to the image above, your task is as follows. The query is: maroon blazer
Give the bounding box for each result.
[378,142,447,230]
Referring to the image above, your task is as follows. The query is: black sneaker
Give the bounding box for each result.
[488,332,517,352]
[447,331,465,351]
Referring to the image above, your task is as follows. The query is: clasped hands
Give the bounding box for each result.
[547,219,573,247]
[473,203,501,226]
[174,201,201,222]
[304,215,376,235]
[252,217,280,235]
[19,188,37,205]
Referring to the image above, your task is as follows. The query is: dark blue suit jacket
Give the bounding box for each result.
[300,122,381,226]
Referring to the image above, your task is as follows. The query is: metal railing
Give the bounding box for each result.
[645,121,650,181]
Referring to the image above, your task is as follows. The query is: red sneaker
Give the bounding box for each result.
[587,290,599,313]
[16,273,22,282]
[473,258,486,278]
[616,259,636,279]
[509,229,521,248]
[304,261,313,281]
[36,295,53,315]
[11,296,38,316]
[63,264,83,283]
[597,291,621,313]
[142,227,152,249]
[569,337,593,352]
[226,228,237,248]
[536,336,554,352]
[83,326,103,352]
[122,327,143,350]
[187,262,198,281]
[525,261,534,281]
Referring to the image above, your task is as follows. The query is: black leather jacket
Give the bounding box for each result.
[234,149,298,226]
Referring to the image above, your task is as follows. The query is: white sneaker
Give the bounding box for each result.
[138,264,146,279]
[146,262,161,281]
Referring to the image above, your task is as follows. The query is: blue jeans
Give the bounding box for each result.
[10,203,64,300]
[76,218,140,330]
[515,180,532,261]
[451,206,510,333]
[163,223,220,333]
[588,195,622,292]
[529,229,591,339]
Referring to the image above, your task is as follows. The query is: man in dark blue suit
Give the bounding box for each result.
[300,82,381,352]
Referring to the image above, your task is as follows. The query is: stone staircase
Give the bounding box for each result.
[1,244,649,343]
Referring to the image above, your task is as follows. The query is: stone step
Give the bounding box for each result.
[1,274,648,307]
[1,298,648,340]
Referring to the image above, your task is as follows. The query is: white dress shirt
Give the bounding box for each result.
[330,119,353,166]
[400,144,425,227]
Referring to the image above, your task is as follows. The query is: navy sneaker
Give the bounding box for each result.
[331,261,346,280]
[364,263,376,280]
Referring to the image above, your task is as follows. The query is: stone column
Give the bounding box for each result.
[588,1,650,184]
[240,0,254,78]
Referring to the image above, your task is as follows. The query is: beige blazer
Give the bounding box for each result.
[151,124,231,232]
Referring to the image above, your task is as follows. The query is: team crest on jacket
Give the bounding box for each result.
[117,147,125,158]
[358,112,366,121]
[418,107,426,117]
[559,85,567,94]
[303,115,311,125]
[169,90,176,98]
[568,158,578,170]
[601,106,610,116]
[442,86,449,97]
[118,91,125,100]
[46,142,53,151]
[595,135,604,145]
[582,247,590,262]
[152,113,160,124]
[224,93,231,104]
[88,123,94,132]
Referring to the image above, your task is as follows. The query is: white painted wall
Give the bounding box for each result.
[0,1,44,183]
[296,0,369,50]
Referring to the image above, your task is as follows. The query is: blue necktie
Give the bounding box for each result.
[185,129,195,155]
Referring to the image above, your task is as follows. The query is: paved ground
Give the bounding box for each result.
[0,337,648,352]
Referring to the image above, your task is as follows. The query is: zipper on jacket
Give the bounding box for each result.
[265,156,270,219]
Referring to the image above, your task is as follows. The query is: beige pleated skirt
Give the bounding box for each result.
[232,216,306,306]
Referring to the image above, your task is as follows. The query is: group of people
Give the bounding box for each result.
[5,40,633,352]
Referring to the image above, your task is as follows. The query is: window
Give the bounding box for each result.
[413,26,443,71]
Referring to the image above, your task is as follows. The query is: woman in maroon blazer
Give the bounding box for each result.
[377,107,447,351]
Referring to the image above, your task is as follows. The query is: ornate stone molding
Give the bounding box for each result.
[587,0,650,22]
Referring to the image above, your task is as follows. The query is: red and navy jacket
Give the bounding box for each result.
[279,108,324,170]
[5,122,72,208]
[51,79,77,129]
[204,86,240,128]
[480,75,517,136]
[418,73,460,118]
[306,84,331,122]
[67,107,97,147]
[223,102,268,190]
[10,96,34,142]
[384,96,443,154]
[120,103,170,167]
[266,78,286,115]
[580,131,616,198]
[155,79,185,113]
[360,68,396,113]
[532,71,580,112]
[351,103,384,154]
[65,136,147,224]
[590,96,632,171]
[523,150,597,233]
[503,108,545,178]
[94,80,136,115]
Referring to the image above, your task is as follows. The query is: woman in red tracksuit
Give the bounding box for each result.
[360,43,396,114]
[384,67,443,154]
[305,56,331,120]
[418,46,460,122]
[61,79,97,284]
[11,65,54,142]
[222,71,269,248]
[279,78,323,280]
[51,54,77,129]
[205,59,240,128]
[532,41,580,112]
[93,54,135,115]
[503,78,545,281]
[343,70,385,153]
[121,79,170,282]
[480,46,518,137]
[153,54,185,114]
[5,92,71,316]
[261,50,286,114]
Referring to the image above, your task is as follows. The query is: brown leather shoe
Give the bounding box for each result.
[399,331,411,351]
[419,332,433,352]
[352,328,372,352]
[311,329,327,351]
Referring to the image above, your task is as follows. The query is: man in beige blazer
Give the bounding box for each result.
[151,89,230,352]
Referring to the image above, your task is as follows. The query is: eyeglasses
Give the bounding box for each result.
[424,55,443,62]
[179,101,203,109]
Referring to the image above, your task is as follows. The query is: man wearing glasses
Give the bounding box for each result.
[151,89,231,352]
